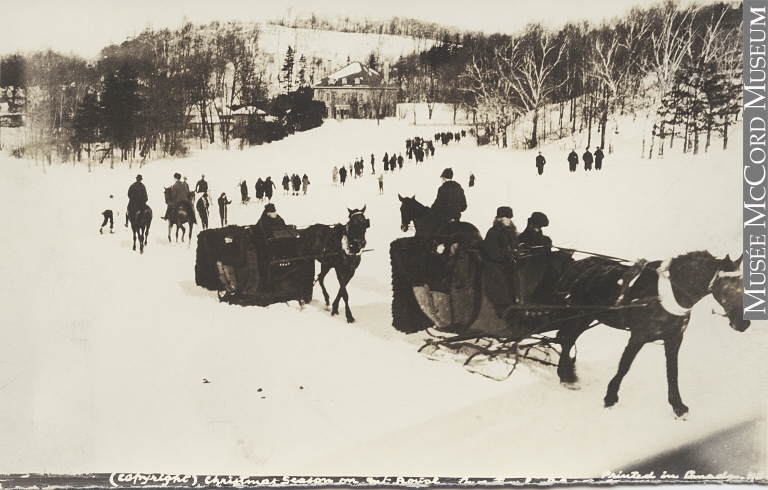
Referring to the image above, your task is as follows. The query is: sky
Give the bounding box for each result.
[0,0,709,60]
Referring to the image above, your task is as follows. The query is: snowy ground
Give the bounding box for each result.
[0,117,766,479]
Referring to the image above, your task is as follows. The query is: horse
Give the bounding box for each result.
[128,204,152,254]
[164,188,195,244]
[296,207,370,323]
[548,251,749,417]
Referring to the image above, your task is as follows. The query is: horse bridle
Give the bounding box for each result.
[658,257,742,317]
[343,211,369,256]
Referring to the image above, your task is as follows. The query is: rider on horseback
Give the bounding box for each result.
[163,172,194,222]
[125,174,148,227]
[431,168,467,224]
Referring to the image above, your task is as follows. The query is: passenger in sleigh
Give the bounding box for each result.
[252,203,288,287]
[518,212,552,254]
[482,206,520,317]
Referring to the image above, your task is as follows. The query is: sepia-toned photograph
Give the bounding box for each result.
[0,0,765,486]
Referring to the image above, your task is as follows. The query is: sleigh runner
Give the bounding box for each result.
[195,225,314,306]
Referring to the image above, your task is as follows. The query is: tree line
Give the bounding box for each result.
[392,0,742,155]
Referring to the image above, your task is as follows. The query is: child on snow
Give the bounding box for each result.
[101,195,115,234]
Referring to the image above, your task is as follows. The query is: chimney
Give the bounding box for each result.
[383,60,390,84]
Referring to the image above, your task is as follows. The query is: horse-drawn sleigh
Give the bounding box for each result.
[195,207,370,318]
[394,195,749,417]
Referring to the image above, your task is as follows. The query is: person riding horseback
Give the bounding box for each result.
[126,174,148,227]
[432,168,467,223]
[518,212,552,254]
[482,206,520,317]
[164,172,194,222]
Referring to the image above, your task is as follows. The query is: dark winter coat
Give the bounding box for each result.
[255,179,265,200]
[255,211,287,243]
[264,178,275,199]
[195,179,208,193]
[240,181,249,199]
[127,181,148,208]
[536,155,546,167]
[432,180,467,222]
[282,175,290,190]
[469,174,475,187]
[518,224,552,254]
[169,181,190,205]
[582,151,594,165]
[339,167,347,182]
[568,151,579,167]
[218,196,231,215]
[594,149,604,164]
[196,195,210,216]
[292,175,301,191]
[482,221,519,307]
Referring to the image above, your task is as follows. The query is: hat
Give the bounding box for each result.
[264,203,276,213]
[496,206,513,219]
[529,212,549,227]
[136,174,143,181]
[440,168,453,179]
[174,172,181,179]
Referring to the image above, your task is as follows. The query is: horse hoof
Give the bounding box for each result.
[673,406,689,419]
[140,249,144,254]
[560,381,579,391]
[604,396,618,409]
[347,318,356,324]
[331,310,339,316]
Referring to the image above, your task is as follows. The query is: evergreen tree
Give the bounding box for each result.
[281,46,295,93]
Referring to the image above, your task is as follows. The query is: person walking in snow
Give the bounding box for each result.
[101,194,115,234]
[291,174,301,196]
[339,165,347,186]
[302,174,310,195]
[397,153,404,170]
[195,175,208,197]
[264,176,275,201]
[255,178,265,202]
[378,173,384,195]
[370,153,376,174]
[218,192,231,227]
[282,173,290,195]
[594,147,605,170]
[583,147,594,171]
[332,166,339,186]
[196,192,211,230]
[536,151,546,176]
[568,149,579,172]
[239,179,249,204]
[469,172,476,188]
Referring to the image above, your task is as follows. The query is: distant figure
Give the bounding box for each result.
[378,173,384,194]
[165,173,191,219]
[302,174,310,195]
[370,153,376,174]
[339,165,348,186]
[536,151,546,175]
[594,147,605,170]
[469,172,476,188]
[583,148,594,171]
[292,174,301,196]
[101,194,115,234]
[264,176,275,201]
[196,192,211,230]
[382,152,389,169]
[126,174,148,227]
[397,153,404,169]
[239,179,249,204]
[217,192,231,227]
[432,168,467,223]
[518,212,552,254]
[255,178,265,202]
[568,149,579,172]
[282,173,290,195]
[332,166,339,186]
[389,154,396,173]
[195,175,208,195]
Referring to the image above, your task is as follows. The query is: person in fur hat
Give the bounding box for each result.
[518,212,552,254]
[482,206,520,317]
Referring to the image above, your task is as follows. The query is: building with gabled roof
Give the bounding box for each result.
[313,62,398,120]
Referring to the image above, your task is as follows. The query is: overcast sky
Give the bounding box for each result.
[1,0,711,59]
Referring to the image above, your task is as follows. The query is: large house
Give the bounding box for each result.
[313,62,398,120]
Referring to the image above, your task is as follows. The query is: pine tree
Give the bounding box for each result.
[281,46,295,93]
[297,54,308,88]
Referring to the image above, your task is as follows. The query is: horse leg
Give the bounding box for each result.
[188,221,194,248]
[132,229,137,251]
[138,228,144,254]
[144,224,150,247]
[168,221,172,242]
[180,224,185,242]
[604,334,647,409]
[556,320,595,386]
[315,262,332,307]
[663,331,688,417]
[332,269,355,323]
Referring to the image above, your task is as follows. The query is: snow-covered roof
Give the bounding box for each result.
[315,62,386,87]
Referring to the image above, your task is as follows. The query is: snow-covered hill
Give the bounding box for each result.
[0,114,765,478]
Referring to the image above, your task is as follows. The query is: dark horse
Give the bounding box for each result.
[296,207,370,323]
[548,251,749,417]
[164,188,195,244]
[128,204,152,254]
